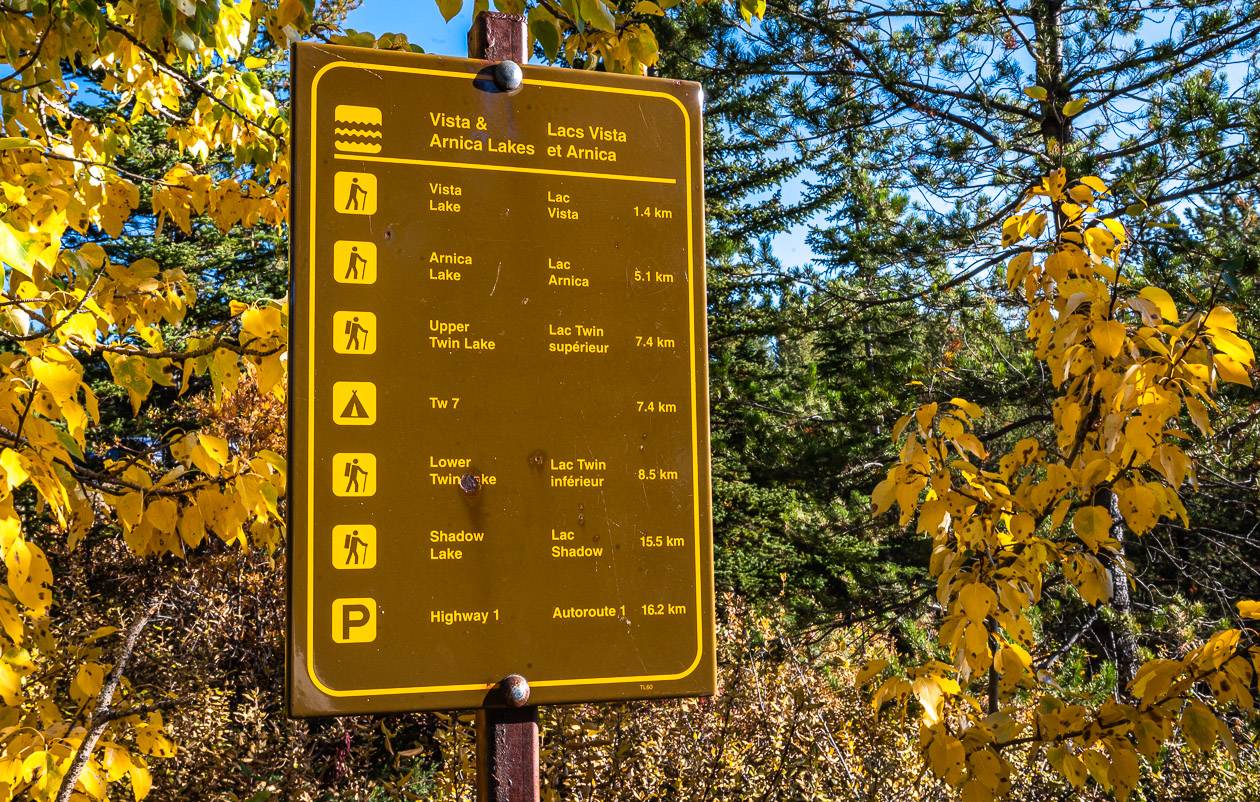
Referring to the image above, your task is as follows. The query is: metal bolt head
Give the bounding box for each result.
[493,60,523,92]
[501,674,530,707]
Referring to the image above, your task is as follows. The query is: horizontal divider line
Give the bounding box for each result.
[333,152,678,184]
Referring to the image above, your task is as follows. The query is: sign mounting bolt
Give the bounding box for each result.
[493,60,523,91]
[501,674,530,707]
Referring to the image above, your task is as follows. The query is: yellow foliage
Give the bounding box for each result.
[0,0,300,797]
[869,165,1259,796]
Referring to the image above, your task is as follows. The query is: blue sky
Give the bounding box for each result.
[340,2,817,266]
[343,2,475,58]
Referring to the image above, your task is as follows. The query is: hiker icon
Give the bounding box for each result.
[332,381,376,425]
[345,178,367,210]
[344,458,369,492]
[332,453,376,497]
[346,247,368,279]
[332,525,376,569]
[332,311,376,355]
[333,241,376,284]
[334,172,376,215]
[345,529,369,563]
[345,316,369,350]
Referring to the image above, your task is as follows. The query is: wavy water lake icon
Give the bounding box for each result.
[333,105,383,154]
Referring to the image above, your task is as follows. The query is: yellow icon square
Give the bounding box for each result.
[333,452,376,497]
[333,311,376,355]
[335,171,377,215]
[334,240,377,284]
[332,597,377,643]
[332,525,376,569]
[333,381,376,426]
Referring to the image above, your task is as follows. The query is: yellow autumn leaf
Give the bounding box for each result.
[1090,320,1126,359]
[5,539,53,613]
[0,449,29,492]
[0,221,36,277]
[1152,444,1190,488]
[1184,395,1213,437]
[0,663,20,706]
[178,503,206,548]
[198,433,230,466]
[856,658,888,685]
[102,745,132,782]
[255,353,285,396]
[950,397,983,420]
[1061,751,1088,787]
[957,583,997,622]
[872,475,897,516]
[1209,327,1255,366]
[1109,743,1140,801]
[1061,97,1087,116]
[0,599,23,645]
[995,642,1032,676]
[1181,700,1221,751]
[78,762,106,799]
[1213,353,1253,387]
[1009,513,1035,539]
[1237,600,1260,619]
[1079,176,1108,194]
[1068,184,1094,204]
[1066,553,1112,605]
[1117,484,1159,534]
[240,305,282,343]
[1205,305,1237,332]
[915,403,938,434]
[29,353,83,405]
[961,779,993,802]
[71,662,107,704]
[1005,251,1032,290]
[1072,506,1112,552]
[1078,456,1114,490]
[926,730,967,786]
[632,0,665,13]
[1137,286,1177,323]
[130,760,152,801]
[142,498,179,533]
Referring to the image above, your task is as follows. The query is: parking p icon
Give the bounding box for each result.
[332,598,377,643]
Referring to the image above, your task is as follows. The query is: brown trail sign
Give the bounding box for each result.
[287,34,714,720]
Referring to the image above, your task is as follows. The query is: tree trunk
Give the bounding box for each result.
[1105,490,1142,694]
[1032,0,1070,151]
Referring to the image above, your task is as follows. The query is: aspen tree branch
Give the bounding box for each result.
[54,592,168,802]
[99,19,282,141]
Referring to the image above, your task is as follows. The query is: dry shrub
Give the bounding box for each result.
[424,598,1260,802]
[57,382,1257,801]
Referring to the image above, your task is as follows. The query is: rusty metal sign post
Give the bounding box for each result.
[287,11,712,802]
[471,24,542,802]
[472,23,540,802]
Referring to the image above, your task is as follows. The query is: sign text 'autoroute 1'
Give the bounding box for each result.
[287,45,714,715]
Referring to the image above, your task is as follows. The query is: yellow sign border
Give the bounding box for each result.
[306,60,704,698]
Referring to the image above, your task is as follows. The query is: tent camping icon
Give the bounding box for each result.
[332,381,377,426]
